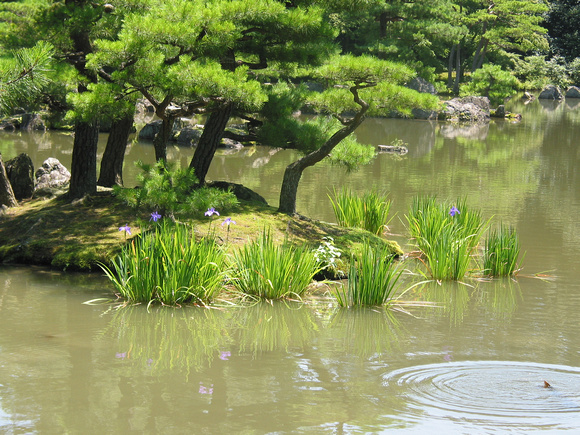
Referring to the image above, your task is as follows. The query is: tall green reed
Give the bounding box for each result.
[407,195,486,280]
[329,187,392,235]
[229,230,322,299]
[334,242,402,307]
[100,220,227,305]
[483,224,522,276]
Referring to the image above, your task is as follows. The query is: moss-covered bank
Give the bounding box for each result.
[0,192,402,272]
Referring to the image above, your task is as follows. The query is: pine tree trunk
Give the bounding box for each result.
[153,116,174,162]
[0,153,17,208]
[68,120,99,199]
[278,86,369,215]
[448,44,456,88]
[98,114,134,187]
[453,43,461,95]
[189,103,233,184]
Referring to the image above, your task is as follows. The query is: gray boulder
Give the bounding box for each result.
[440,96,490,122]
[407,76,437,95]
[34,158,70,198]
[565,86,580,98]
[538,85,563,100]
[5,153,35,200]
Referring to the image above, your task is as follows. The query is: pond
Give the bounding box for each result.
[2,97,580,433]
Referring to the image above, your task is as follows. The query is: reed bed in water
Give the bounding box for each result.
[99,220,227,306]
[333,241,402,307]
[329,187,392,235]
[483,223,522,276]
[407,196,487,281]
[228,230,323,300]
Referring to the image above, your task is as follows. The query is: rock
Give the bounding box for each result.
[138,120,162,141]
[221,138,243,150]
[20,113,46,131]
[538,85,563,100]
[175,127,202,146]
[493,105,506,118]
[207,181,268,205]
[34,158,70,198]
[565,86,580,99]
[377,145,408,155]
[407,76,437,95]
[412,108,438,120]
[5,153,35,200]
[440,96,490,122]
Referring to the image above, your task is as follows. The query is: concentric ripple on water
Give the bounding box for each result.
[383,361,580,430]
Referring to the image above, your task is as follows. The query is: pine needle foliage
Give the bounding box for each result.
[113,160,238,218]
[0,41,53,115]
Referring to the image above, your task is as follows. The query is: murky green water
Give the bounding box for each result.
[2,98,580,433]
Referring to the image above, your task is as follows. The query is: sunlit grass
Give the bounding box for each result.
[228,230,322,300]
[334,241,402,307]
[99,220,227,306]
[483,224,522,276]
[329,187,392,235]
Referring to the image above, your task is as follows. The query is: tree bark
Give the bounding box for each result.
[278,87,369,215]
[153,115,174,162]
[98,113,134,187]
[68,119,99,199]
[453,43,461,95]
[0,153,17,208]
[448,44,456,89]
[189,103,233,184]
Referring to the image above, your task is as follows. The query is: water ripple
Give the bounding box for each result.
[383,361,580,430]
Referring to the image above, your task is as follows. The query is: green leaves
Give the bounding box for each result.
[0,41,53,114]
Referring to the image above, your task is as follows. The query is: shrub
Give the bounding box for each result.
[114,160,238,218]
[460,64,520,106]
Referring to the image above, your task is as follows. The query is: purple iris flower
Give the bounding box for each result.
[221,217,236,227]
[150,211,161,222]
[205,207,220,217]
[219,351,231,360]
[449,206,460,217]
[118,225,132,235]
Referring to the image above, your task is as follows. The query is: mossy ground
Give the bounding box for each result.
[0,192,402,272]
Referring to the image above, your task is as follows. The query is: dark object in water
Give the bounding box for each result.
[543,380,552,388]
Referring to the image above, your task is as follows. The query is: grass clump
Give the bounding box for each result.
[483,224,522,276]
[229,230,323,300]
[329,187,392,235]
[407,196,487,281]
[99,220,227,306]
[114,160,238,218]
[334,241,402,307]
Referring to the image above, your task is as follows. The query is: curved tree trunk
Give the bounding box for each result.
[189,103,233,184]
[68,119,99,199]
[278,86,369,215]
[98,113,134,187]
[0,153,17,208]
